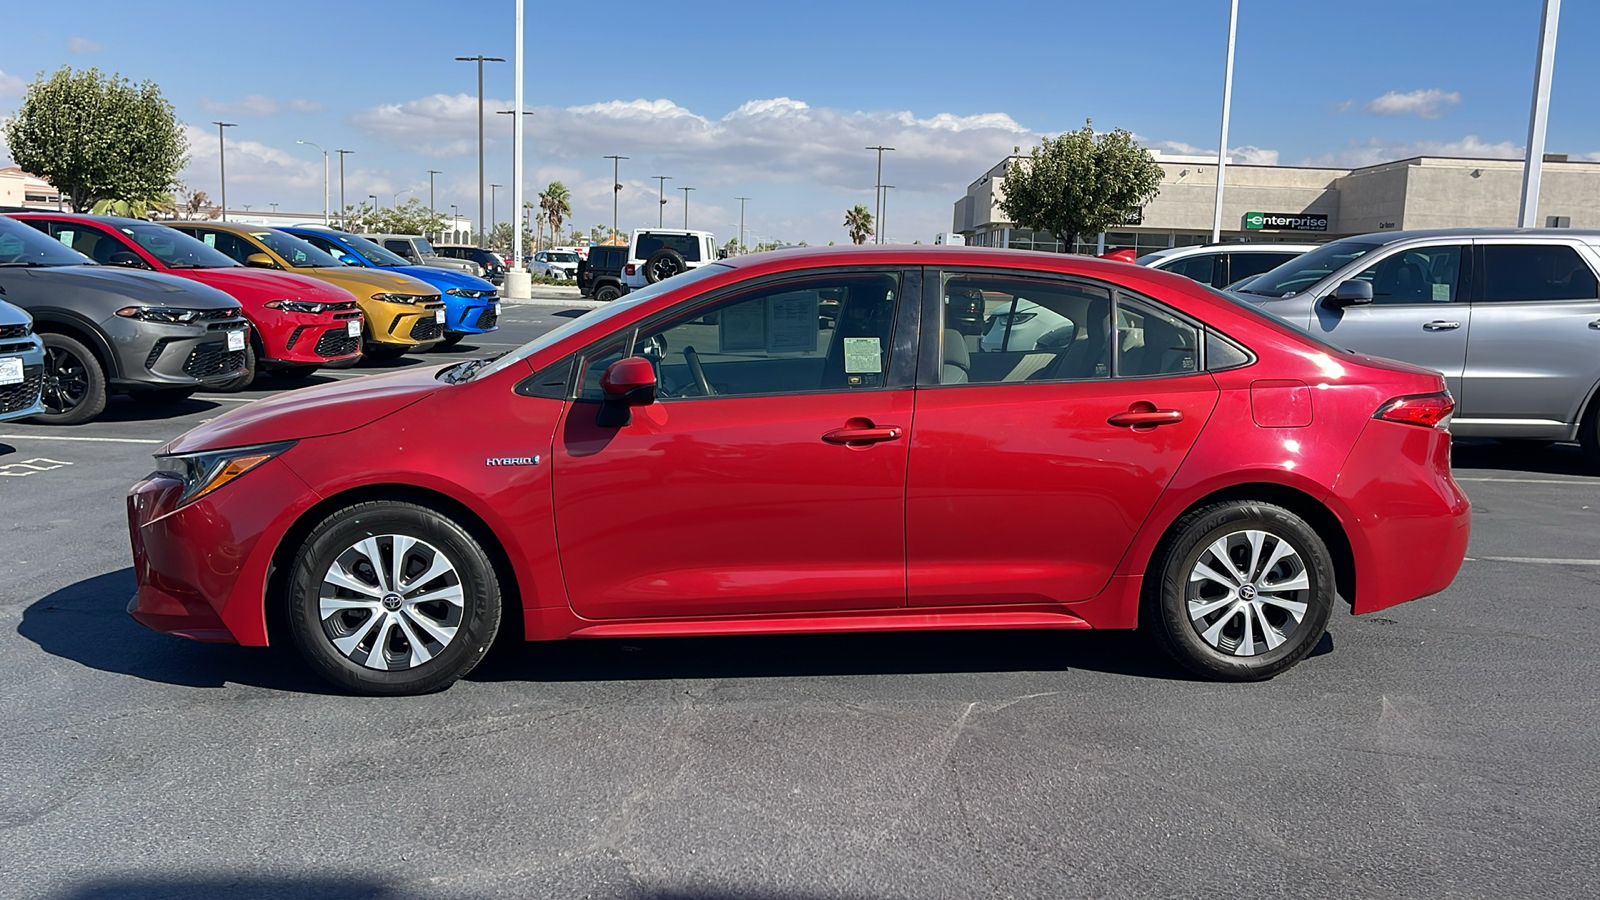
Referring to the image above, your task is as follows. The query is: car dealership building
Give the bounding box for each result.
[951,152,1600,256]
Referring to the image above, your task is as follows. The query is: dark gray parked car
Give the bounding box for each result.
[1231,228,1600,463]
[0,215,248,424]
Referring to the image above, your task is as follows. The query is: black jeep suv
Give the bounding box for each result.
[577,245,627,302]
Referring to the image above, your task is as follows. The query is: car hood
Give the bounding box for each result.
[297,266,441,295]
[160,365,449,454]
[178,268,359,304]
[21,265,240,308]
[390,265,497,292]
[0,298,30,326]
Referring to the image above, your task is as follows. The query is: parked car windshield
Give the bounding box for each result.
[1235,240,1383,297]
[250,230,344,268]
[122,223,239,269]
[413,238,437,255]
[0,216,96,266]
[546,251,579,263]
[337,233,411,268]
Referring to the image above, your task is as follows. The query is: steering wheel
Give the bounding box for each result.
[683,346,714,397]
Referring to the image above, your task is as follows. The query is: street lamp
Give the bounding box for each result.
[735,196,751,254]
[450,204,460,242]
[269,202,278,214]
[297,139,329,224]
[368,195,378,225]
[603,155,628,239]
[879,186,895,244]
[866,145,894,244]
[490,183,502,235]
[1211,0,1239,243]
[653,175,671,227]
[335,149,354,227]
[679,186,696,229]
[212,121,236,221]
[456,54,507,249]
[426,170,443,223]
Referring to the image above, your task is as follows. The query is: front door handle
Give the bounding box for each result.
[1589,319,1600,330]
[1423,320,1462,331]
[822,425,903,445]
[1107,409,1184,428]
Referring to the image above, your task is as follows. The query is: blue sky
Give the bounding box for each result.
[2,0,1595,245]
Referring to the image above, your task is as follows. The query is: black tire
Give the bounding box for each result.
[127,387,196,404]
[268,364,321,380]
[435,333,465,350]
[285,501,503,695]
[643,248,686,284]
[362,344,409,362]
[1144,501,1335,681]
[1497,438,1555,450]
[594,284,622,303]
[31,333,108,425]
[207,343,256,393]
[1582,402,1600,470]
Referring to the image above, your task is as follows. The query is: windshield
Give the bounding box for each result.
[413,238,436,255]
[462,264,733,382]
[250,230,343,268]
[0,217,95,266]
[338,233,410,267]
[1237,240,1383,298]
[546,252,579,263]
[635,233,703,262]
[123,224,239,269]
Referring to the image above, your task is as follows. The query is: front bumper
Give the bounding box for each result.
[109,316,252,388]
[260,309,364,365]
[0,334,46,422]
[442,295,501,336]
[361,300,448,347]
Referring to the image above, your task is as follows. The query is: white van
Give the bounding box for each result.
[934,232,966,246]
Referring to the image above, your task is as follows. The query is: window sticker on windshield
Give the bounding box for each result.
[202,234,216,248]
[719,300,765,353]
[1433,283,1450,301]
[844,337,882,374]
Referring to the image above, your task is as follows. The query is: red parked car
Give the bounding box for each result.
[126,246,1470,694]
[13,214,362,387]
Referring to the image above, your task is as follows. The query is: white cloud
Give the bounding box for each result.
[180,122,354,204]
[197,94,322,116]
[1331,99,1355,115]
[1365,88,1461,119]
[1572,151,1600,162]
[0,69,25,99]
[1134,135,1279,166]
[1299,135,1520,168]
[66,36,103,53]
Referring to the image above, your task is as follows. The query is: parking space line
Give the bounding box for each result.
[210,396,258,402]
[1456,477,1600,485]
[0,434,164,444]
[1478,556,1600,566]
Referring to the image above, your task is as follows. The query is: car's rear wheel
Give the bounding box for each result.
[1145,501,1334,681]
[595,285,622,303]
[286,501,502,695]
[32,333,107,425]
[1579,402,1600,470]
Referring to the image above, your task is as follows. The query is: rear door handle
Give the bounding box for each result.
[1423,320,1462,331]
[1107,409,1184,428]
[822,425,902,445]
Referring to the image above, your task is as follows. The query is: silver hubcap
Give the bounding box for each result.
[1187,529,1310,657]
[318,535,464,671]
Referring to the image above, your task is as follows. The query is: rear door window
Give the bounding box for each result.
[1226,252,1300,284]
[1158,254,1216,286]
[1479,244,1599,302]
[635,233,702,262]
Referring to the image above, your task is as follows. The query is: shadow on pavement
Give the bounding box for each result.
[46,878,877,900]
[17,569,333,694]
[92,395,222,422]
[1451,438,1595,477]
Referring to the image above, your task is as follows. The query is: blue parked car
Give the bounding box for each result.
[0,298,45,422]
[282,226,500,347]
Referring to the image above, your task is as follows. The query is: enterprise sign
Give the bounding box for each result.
[1244,211,1329,232]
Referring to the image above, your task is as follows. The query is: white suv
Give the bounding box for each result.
[621,229,719,289]
[1137,242,1320,290]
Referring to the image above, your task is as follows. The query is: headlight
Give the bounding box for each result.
[371,293,415,304]
[115,306,212,325]
[153,441,295,507]
[264,299,333,314]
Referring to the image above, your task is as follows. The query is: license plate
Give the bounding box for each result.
[0,357,22,386]
[347,320,362,337]
[434,309,446,324]
[493,302,502,316]
[226,330,246,352]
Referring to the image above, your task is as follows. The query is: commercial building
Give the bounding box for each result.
[952,151,1600,255]
[0,167,65,210]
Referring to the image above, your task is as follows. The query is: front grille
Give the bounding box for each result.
[314,330,359,359]
[0,341,33,355]
[455,289,496,300]
[0,363,43,413]
[333,311,360,320]
[474,308,498,329]
[0,323,31,339]
[197,308,241,325]
[145,339,174,370]
[409,318,442,341]
[182,341,246,379]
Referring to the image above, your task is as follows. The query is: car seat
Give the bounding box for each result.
[942,329,970,384]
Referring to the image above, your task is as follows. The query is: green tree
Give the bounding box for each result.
[4,66,188,213]
[539,182,572,249]
[366,198,446,236]
[843,204,874,245]
[999,120,1163,252]
[721,237,739,257]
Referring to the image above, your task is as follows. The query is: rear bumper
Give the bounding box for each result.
[1333,419,1472,614]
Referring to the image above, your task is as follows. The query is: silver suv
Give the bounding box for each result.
[1231,228,1600,462]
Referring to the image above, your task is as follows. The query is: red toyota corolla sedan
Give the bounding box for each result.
[13,214,363,386]
[126,246,1470,694]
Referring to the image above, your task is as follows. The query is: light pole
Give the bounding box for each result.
[212,121,236,221]
[880,186,894,244]
[603,155,628,239]
[393,188,414,208]
[653,175,671,227]
[450,204,460,242]
[1519,0,1561,227]
[735,196,751,254]
[680,186,695,229]
[335,149,354,227]
[490,183,502,236]
[456,54,506,249]
[298,139,329,224]
[269,202,278,214]
[866,145,894,244]
[367,195,378,227]
[1211,0,1239,243]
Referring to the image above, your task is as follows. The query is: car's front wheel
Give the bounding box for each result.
[286,501,502,695]
[32,333,107,425]
[1146,501,1335,681]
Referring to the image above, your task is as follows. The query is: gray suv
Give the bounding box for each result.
[1231,228,1600,463]
[0,215,247,424]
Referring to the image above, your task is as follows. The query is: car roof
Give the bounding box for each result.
[1141,242,1323,262]
[1335,227,1600,244]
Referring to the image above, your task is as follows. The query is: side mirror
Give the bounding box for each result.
[596,356,657,427]
[1326,280,1374,308]
[338,254,362,266]
[717,248,730,260]
[107,250,149,269]
[244,252,279,269]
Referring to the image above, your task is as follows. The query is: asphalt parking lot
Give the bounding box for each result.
[2,301,1597,900]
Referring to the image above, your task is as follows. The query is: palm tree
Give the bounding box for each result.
[542,181,572,248]
[844,204,874,245]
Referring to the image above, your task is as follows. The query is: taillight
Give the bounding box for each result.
[1374,392,1455,428]
[625,264,636,276]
